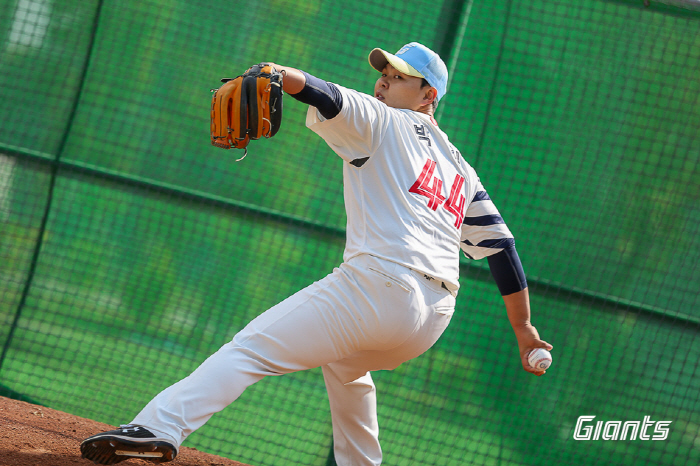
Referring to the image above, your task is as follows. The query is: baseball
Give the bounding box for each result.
[528,348,552,371]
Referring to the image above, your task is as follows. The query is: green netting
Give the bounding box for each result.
[1,0,699,465]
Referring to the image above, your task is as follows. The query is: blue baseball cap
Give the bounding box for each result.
[368,42,448,102]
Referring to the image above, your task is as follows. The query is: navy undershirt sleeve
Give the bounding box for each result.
[486,244,528,296]
[288,71,343,120]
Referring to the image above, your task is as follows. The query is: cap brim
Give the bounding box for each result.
[368,48,424,78]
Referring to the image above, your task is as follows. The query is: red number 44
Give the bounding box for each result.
[409,159,466,228]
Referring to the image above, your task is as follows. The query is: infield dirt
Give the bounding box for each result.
[0,396,252,466]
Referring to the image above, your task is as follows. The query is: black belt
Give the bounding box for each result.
[422,273,455,295]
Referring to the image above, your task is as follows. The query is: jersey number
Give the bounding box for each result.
[409,159,466,228]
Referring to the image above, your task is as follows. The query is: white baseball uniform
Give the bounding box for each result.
[130,84,514,466]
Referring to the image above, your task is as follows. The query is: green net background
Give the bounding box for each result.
[1,0,699,464]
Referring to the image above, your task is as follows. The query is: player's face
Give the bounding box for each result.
[374,64,428,111]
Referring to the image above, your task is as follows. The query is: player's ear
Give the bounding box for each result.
[422,87,437,106]
[419,86,437,112]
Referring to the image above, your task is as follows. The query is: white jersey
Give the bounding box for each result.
[306,85,512,290]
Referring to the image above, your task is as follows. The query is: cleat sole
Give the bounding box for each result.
[80,437,175,464]
[115,450,163,458]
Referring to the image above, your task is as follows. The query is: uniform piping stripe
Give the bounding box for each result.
[472,191,490,202]
[462,214,505,226]
[462,237,515,249]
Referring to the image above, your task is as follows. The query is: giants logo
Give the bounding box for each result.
[573,415,671,441]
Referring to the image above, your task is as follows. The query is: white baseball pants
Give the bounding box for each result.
[131,253,456,465]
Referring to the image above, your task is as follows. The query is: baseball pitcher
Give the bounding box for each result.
[81,42,552,466]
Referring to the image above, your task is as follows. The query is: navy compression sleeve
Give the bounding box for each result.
[288,71,343,120]
[486,244,528,296]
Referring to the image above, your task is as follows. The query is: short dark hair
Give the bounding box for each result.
[421,78,438,111]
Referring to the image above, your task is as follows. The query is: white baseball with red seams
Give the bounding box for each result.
[528,348,552,371]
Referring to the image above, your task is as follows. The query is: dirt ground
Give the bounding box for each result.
[0,396,252,466]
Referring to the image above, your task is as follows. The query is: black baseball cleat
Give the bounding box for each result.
[80,424,178,464]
